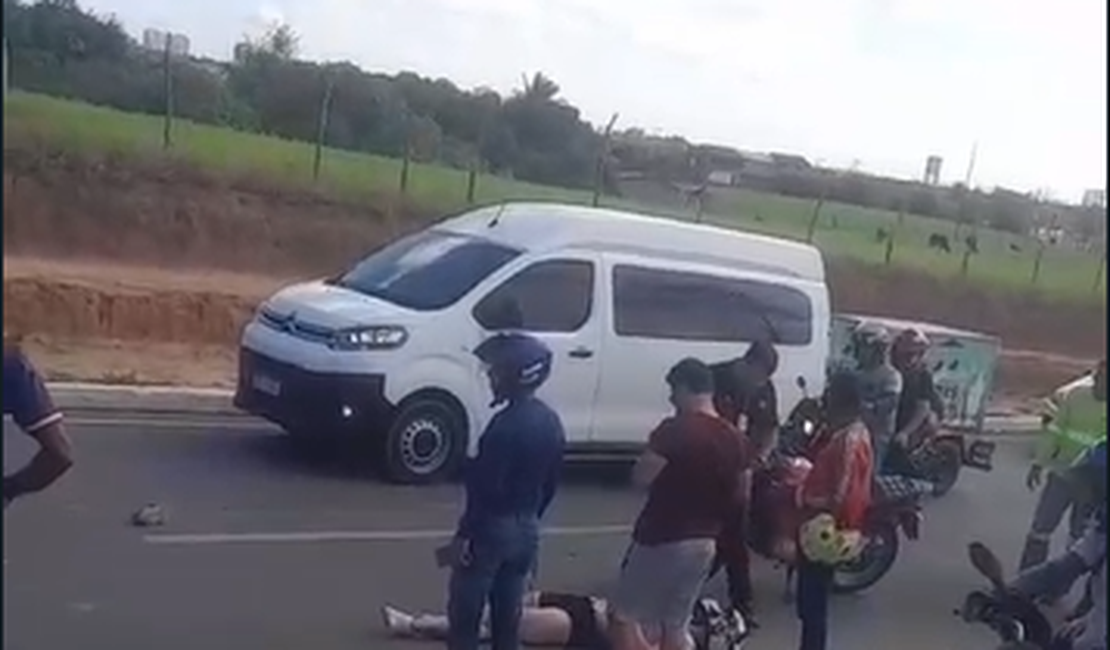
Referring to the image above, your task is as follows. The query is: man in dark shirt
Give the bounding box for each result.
[3,342,75,508]
[445,332,566,650]
[609,358,751,650]
[709,340,780,620]
[889,328,940,472]
[711,339,780,454]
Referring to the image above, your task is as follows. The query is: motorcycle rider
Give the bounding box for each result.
[1008,440,1106,650]
[1019,359,1106,573]
[709,339,780,622]
[446,332,567,650]
[848,322,902,472]
[887,328,942,473]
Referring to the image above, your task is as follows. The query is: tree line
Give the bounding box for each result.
[3,0,604,191]
[3,0,1105,245]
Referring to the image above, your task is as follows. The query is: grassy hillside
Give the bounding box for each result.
[4,91,1104,304]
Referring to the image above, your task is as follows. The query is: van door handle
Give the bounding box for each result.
[568,347,595,359]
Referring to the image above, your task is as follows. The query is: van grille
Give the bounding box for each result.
[258,308,335,346]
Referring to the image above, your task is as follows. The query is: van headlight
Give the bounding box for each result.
[330,326,408,351]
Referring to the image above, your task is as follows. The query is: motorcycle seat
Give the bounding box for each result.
[873,475,934,504]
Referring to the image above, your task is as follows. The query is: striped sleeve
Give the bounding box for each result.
[3,348,63,434]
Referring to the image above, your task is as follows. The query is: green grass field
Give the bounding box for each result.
[4,91,1104,304]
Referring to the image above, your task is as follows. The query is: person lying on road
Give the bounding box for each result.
[384,590,612,648]
[3,341,75,509]
[382,592,746,650]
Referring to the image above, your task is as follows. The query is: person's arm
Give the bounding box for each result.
[455,415,511,539]
[734,466,753,508]
[4,350,74,505]
[893,370,933,441]
[631,420,675,489]
[896,399,932,442]
[537,418,566,520]
[1029,397,1068,489]
[874,380,903,425]
[749,383,780,457]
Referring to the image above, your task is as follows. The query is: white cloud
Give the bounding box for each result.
[78,0,1108,200]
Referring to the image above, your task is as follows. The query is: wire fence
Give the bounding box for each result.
[7,37,1106,299]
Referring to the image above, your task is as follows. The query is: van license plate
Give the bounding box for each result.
[252,373,281,397]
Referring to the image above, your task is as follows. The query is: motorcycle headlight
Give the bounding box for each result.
[330,326,408,351]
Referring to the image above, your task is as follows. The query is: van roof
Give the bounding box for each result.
[436,202,826,282]
[835,313,1000,344]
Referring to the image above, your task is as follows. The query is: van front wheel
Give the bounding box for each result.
[382,397,466,485]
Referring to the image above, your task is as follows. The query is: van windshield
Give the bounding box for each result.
[332,230,522,311]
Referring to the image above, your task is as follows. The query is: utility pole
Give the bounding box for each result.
[592,112,620,208]
[964,141,978,187]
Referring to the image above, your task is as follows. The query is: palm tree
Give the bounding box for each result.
[519,72,560,102]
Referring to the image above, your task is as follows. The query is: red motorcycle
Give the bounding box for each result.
[748,378,932,595]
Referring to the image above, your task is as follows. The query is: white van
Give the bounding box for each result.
[234,202,831,484]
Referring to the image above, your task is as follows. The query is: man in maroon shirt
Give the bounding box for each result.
[609,358,753,650]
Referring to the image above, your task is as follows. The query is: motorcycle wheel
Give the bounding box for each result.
[832,521,900,594]
[923,439,962,497]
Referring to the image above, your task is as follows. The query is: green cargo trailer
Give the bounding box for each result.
[829,314,1001,434]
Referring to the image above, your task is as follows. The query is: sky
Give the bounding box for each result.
[79,0,1107,202]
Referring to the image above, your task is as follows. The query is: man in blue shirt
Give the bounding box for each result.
[445,332,566,650]
[3,342,75,508]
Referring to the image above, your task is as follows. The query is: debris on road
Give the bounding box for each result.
[130,503,167,527]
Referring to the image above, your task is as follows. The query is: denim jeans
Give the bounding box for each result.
[447,515,540,650]
[795,558,834,650]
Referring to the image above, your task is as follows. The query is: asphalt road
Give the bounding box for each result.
[2,415,1069,650]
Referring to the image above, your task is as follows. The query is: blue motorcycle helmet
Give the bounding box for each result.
[473,332,553,406]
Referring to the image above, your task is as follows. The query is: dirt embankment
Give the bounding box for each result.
[2,147,1104,395]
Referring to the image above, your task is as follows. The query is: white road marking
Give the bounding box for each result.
[144,525,632,546]
[64,417,274,431]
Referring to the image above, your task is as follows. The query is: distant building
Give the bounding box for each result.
[1082,189,1106,208]
[735,150,778,185]
[141,29,190,57]
[707,170,739,186]
[769,152,812,172]
[923,155,943,185]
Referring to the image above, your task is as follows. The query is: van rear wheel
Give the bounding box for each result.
[382,397,466,485]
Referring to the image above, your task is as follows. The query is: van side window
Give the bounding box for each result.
[612,265,813,345]
[474,260,595,333]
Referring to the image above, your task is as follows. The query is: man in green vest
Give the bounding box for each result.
[1019,359,1107,572]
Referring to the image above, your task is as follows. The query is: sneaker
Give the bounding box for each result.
[381,605,415,637]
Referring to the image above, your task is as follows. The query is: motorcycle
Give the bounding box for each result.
[691,598,753,650]
[884,416,996,498]
[957,541,1055,649]
[749,377,932,595]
